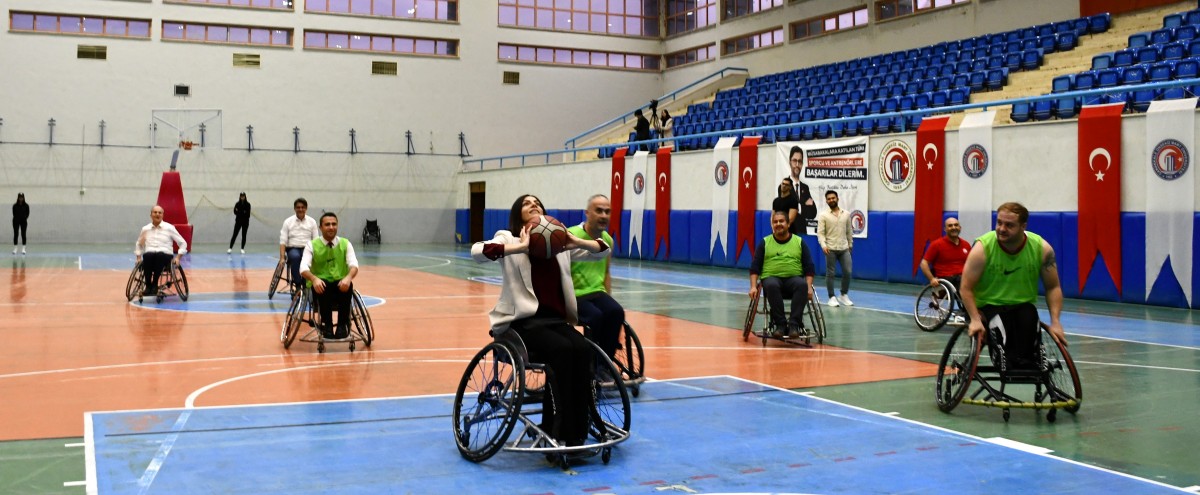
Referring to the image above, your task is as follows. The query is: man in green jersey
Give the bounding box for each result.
[300,212,360,339]
[750,210,816,338]
[961,202,1066,367]
[569,194,623,358]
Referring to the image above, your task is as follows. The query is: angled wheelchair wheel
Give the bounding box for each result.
[453,342,524,463]
[172,264,189,301]
[589,340,631,443]
[935,326,981,412]
[915,281,955,331]
[804,285,826,344]
[125,262,145,302]
[614,322,645,386]
[742,290,760,342]
[268,261,286,300]
[1041,323,1082,414]
[281,290,306,348]
[350,290,373,347]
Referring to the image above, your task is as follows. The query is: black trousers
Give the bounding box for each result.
[141,252,172,293]
[577,292,624,359]
[510,317,594,446]
[762,276,809,328]
[980,302,1041,369]
[312,280,352,338]
[229,218,249,249]
[12,219,27,245]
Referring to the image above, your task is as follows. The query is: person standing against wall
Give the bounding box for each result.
[817,190,854,307]
[12,193,28,255]
[228,192,251,254]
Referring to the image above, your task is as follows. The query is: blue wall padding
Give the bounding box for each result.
[455,209,468,243]
[463,209,1200,309]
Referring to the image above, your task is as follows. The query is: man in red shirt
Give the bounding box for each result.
[920,217,970,291]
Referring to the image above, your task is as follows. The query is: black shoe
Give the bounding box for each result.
[787,321,803,338]
[770,326,785,339]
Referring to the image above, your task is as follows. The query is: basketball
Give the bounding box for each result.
[525,215,568,260]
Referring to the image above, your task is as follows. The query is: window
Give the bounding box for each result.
[723,0,782,21]
[664,43,715,68]
[307,0,457,21]
[10,11,150,39]
[791,6,868,41]
[163,21,292,47]
[665,0,716,36]
[721,27,783,56]
[876,0,966,21]
[305,29,458,56]
[499,0,659,37]
[165,0,295,11]
[498,43,658,70]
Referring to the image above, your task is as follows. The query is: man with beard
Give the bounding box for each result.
[568,194,624,361]
[817,190,854,307]
[750,210,816,338]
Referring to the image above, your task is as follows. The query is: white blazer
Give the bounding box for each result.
[471,229,608,334]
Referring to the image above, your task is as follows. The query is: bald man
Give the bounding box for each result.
[920,217,970,291]
[135,205,187,296]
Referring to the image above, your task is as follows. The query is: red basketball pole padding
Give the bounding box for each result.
[155,171,193,251]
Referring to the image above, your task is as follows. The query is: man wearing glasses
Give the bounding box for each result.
[300,212,359,339]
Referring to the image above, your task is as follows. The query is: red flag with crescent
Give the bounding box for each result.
[1078,103,1123,292]
[913,116,951,274]
[655,146,672,258]
[610,148,626,249]
[736,137,761,261]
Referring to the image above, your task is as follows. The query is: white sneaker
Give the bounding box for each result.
[11,247,15,255]
[240,249,245,254]
[950,314,966,325]
[838,294,854,306]
[827,296,840,307]
[227,248,232,254]
[20,246,25,255]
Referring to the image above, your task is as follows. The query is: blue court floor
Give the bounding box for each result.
[87,376,1189,495]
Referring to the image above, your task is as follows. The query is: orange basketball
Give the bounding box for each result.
[525,215,568,260]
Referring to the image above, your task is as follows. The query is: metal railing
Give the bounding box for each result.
[463,77,1200,172]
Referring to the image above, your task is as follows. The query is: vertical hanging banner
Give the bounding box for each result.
[957,111,997,242]
[1145,97,1196,305]
[609,148,627,250]
[711,137,738,257]
[736,137,762,262]
[655,146,672,259]
[625,150,650,256]
[913,116,952,274]
[785,137,871,237]
[1077,102,1125,293]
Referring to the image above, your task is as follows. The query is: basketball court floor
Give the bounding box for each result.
[1,244,1197,494]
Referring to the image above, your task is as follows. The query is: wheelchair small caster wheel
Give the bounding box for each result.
[1047,409,1057,423]
[349,342,356,352]
[156,295,164,304]
[318,342,325,353]
[1002,409,1010,422]
[601,447,612,464]
[631,385,640,398]
[557,454,570,470]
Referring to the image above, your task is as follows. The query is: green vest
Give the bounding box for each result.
[974,230,1043,307]
[567,225,612,297]
[308,237,350,286]
[761,234,805,279]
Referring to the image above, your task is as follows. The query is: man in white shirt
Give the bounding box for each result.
[300,212,359,339]
[816,190,854,307]
[279,198,319,295]
[135,205,187,296]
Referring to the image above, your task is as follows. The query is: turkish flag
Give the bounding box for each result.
[1078,103,1123,293]
[913,116,951,275]
[610,148,626,250]
[736,137,761,262]
[655,146,672,258]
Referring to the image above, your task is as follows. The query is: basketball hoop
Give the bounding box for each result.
[180,140,195,150]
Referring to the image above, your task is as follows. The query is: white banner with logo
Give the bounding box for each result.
[957,111,997,242]
[711,137,738,256]
[776,137,870,237]
[1145,98,1196,305]
[625,150,649,255]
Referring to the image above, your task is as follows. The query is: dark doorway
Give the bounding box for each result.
[469,182,485,243]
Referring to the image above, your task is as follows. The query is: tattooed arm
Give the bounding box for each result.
[1041,242,1066,346]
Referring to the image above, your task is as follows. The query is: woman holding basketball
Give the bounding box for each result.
[471,194,609,447]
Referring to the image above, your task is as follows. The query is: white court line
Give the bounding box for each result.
[63,481,85,487]
[65,442,84,447]
[987,436,1053,455]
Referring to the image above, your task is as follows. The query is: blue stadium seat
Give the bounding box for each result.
[961,38,976,51]
[1056,32,1078,51]
[1097,68,1120,88]
[936,76,952,91]
[952,73,969,88]
[1112,50,1135,67]
[1020,27,1038,40]
[1123,65,1148,85]
[1176,25,1197,42]
[1038,35,1057,53]
[1092,53,1112,70]
[1004,52,1022,69]
[898,95,914,111]
[1175,58,1199,79]
[1149,62,1173,82]
[1162,86,1188,100]
[987,55,1004,70]
[1054,97,1079,119]
[1151,28,1173,45]
[802,125,815,140]
[1037,24,1054,38]
[985,68,1008,90]
[1105,91,1131,110]
[1032,99,1055,121]
[1136,46,1161,64]
[1164,13,1184,29]
[1010,101,1031,122]
[915,92,931,109]
[1021,49,1043,70]
[1021,38,1039,52]
[919,79,936,93]
[1129,32,1150,49]
[969,71,986,92]
[1088,13,1111,34]
[1131,89,1159,112]
[1190,39,1200,58]
[1162,42,1187,60]
[949,88,969,106]
[1051,74,1073,93]
[1072,18,1090,36]
[1187,9,1200,26]
[1054,21,1074,34]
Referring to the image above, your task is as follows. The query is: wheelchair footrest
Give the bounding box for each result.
[962,398,1080,410]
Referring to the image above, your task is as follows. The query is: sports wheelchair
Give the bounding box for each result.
[362,219,381,245]
[452,330,631,469]
[935,321,1082,422]
[914,279,968,331]
[280,286,374,353]
[743,281,826,347]
[583,321,646,398]
[125,260,189,303]
[267,260,293,300]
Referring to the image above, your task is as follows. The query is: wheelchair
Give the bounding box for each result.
[267,260,293,300]
[743,281,825,347]
[914,279,968,331]
[935,321,1082,422]
[583,321,646,398]
[125,260,189,303]
[362,219,381,245]
[280,286,374,353]
[451,330,632,469]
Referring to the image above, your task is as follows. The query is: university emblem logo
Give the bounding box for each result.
[1151,139,1190,181]
[962,144,989,179]
[878,140,914,192]
[714,160,729,186]
[633,172,645,195]
[850,210,866,235]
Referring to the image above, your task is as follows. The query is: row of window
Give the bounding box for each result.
[165,0,458,21]
[498,0,658,37]
[498,43,659,70]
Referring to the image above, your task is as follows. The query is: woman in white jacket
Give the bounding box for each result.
[471,194,610,447]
